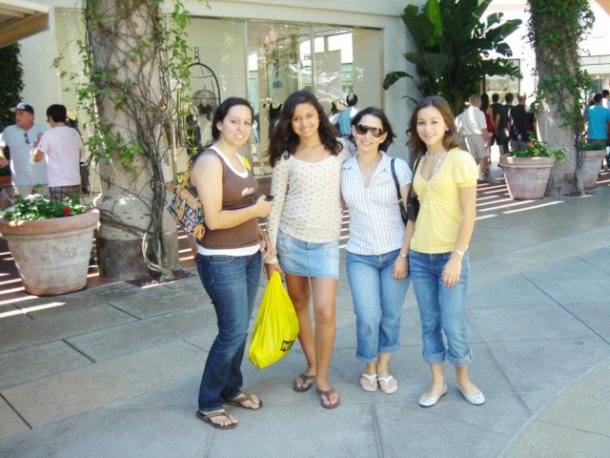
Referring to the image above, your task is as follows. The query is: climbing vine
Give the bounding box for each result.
[527,0,594,195]
[54,0,208,279]
[527,0,594,131]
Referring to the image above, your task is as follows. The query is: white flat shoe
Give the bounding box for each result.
[418,382,447,407]
[458,386,485,406]
[360,373,378,392]
[378,375,398,394]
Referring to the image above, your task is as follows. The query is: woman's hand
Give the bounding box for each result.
[255,195,273,218]
[442,254,463,287]
[392,256,408,280]
[261,242,277,262]
[264,261,283,279]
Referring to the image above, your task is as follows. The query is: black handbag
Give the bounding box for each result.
[390,158,409,224]
[406,158,421,222]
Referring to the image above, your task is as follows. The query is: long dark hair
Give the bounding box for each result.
[407,95,458,158]
[211,97,254,141]
[351,107,396,152]
[481,93,490,112]
[268,90,342,167]
[191,97,253,164]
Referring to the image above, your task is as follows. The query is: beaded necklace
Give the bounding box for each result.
[425,150,447,180]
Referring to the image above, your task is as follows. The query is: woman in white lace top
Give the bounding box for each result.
[266,90,348,409]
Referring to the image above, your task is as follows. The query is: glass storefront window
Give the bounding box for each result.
[247,22,312,173]
[485,59,521,98]
[180,18,382,175]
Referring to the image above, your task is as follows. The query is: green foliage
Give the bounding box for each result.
[0,44,24,177]
[0,44,24,130]
[507,133,566,163]
[580,140,606,151]
[2,190,87,222]
[527,0,594,131]
[54,0,205,168]
[384,0,522,113]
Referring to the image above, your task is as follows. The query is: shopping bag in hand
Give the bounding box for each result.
[249,272,300,369]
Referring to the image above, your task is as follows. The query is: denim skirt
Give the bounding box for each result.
[277,230,340,279]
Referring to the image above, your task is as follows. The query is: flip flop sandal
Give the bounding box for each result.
[225,392,263,410]
[195,410,238,430]
[293,373,316,393]
[360,373,378,392]
[317,388,341,409]
[378,375,398,394]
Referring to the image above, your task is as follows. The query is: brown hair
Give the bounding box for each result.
[407,95,458,158]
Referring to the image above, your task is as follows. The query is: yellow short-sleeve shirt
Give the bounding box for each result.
[410,148,478,254]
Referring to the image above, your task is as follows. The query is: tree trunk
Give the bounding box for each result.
[536,103,580,196]
[86,0,178,280]
[529,0,586,197]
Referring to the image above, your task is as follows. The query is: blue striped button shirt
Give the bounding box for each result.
[341,153,412,255]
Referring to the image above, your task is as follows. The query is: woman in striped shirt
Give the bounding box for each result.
[340,107,412,394]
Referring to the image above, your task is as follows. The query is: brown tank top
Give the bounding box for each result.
[197,147,260,250]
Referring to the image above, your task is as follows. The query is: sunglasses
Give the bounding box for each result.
[355,124,384,138]
[24,132,30,145]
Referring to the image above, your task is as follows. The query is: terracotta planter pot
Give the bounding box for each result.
[581,149,605,189]
[502,156,556,200]
[0,209,100,296]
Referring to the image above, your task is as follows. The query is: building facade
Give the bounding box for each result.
[17,0,419,177]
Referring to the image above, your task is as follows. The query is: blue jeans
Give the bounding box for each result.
[346,249,410,362]
[195,251,261,411]
[409,250,473,367]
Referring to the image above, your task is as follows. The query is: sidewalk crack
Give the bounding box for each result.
[62,339,97,363]
[0,392,32,429]
[371,403,385,458]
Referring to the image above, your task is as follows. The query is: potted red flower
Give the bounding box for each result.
[502,135,566,200]
[0,189,99,296]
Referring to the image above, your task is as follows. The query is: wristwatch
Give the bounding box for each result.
[399,252,408,259]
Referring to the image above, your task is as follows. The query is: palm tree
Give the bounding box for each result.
[384,0,521,113]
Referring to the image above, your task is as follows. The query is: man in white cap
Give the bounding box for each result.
[0,102,48,196]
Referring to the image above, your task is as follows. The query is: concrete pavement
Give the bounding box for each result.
[1,166,610,457]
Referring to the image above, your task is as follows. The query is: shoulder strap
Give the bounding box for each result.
[390,158,401,201]
[407,157,421,200]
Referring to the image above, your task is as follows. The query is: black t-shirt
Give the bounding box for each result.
[495,104,510,130]
[491,103,503,129]
[508,105,532,141]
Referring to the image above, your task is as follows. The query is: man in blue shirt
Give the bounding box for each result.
[585,93,610,144]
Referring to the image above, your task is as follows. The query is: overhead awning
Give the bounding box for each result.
[0,0,49,49]
[596,0,610,15]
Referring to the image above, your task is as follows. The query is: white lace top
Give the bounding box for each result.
[267,145,349,247]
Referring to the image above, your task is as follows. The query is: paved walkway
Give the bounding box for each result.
[1,166,610,457]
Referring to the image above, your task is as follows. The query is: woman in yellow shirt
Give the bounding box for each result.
[405,96,485,407]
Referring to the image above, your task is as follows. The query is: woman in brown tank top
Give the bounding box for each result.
[190,98,274,429]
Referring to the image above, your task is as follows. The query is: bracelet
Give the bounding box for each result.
[399,252,408,259]
[453,249,465,257]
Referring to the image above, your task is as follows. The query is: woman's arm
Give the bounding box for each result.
[265,156,289,249]
[393,183,412,279]
[191,154,271,230]
[442,185,476,287]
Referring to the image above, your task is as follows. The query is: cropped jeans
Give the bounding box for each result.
[195,251,261,411]
[346,249,410,363]
[409,250,473,367]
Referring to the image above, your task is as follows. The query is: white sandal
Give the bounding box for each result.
[360,373,378,392]
[378,375,398,394]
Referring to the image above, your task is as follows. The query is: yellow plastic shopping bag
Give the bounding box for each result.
[249,272,300,369]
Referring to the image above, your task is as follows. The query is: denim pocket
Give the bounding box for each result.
[208,255,236,266]
[277,231,292,256]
